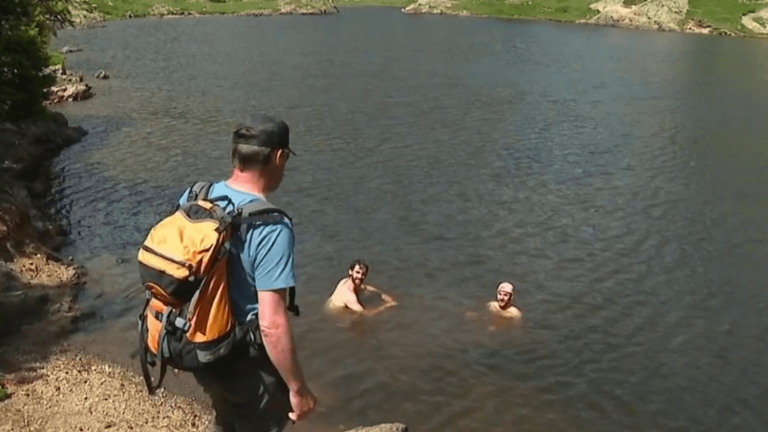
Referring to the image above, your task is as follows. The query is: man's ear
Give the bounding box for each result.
[271,149,282,165]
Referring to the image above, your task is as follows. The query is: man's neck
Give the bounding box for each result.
[226,169,269,197]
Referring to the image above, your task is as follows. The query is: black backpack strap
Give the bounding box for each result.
[231,199,292,236]
[232,200,299,317]
[233,199,291,223]
[137,297,168,395]
[186,181,213,203]
[287,286,299,317]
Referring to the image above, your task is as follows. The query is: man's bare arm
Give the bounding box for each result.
[258,289,308,391]
[362,301,397,316]
[363,284,396,303]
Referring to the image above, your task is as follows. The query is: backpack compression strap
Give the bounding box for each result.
[137,296,168,395]
[233,200,300,317]
[187,181,213,203]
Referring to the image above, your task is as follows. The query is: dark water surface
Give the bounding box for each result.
[51,8,768,432]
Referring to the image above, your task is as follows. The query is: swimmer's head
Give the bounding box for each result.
[348,259,369,287]
[496,282,514,309]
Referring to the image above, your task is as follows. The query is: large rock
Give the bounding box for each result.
[583,0,688,32]
[402,0,454,14]
[46,83,93,104]
[59,46,82,54]
[742,8,768,34]
[345,424,408,432]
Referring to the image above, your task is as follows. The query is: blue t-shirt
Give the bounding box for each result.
[178,181,295,324]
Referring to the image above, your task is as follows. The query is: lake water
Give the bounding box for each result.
[52,8,768,432]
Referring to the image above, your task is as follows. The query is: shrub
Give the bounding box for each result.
[0,0,72,122]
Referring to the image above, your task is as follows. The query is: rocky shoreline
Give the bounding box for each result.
[0,112,87,343]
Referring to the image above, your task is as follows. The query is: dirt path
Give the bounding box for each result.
[0,351,209,432]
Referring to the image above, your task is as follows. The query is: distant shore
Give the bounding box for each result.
[69,0,768,38]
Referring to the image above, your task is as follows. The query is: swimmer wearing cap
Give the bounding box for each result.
[487,282,521,319]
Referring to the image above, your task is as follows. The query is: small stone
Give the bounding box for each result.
[60,46,82,54]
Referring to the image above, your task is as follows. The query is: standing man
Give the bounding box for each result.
[487,281,522,319]
[181,116,315,432]
[326,260,397,316]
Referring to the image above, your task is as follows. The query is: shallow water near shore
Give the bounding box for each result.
[51,8,768,432]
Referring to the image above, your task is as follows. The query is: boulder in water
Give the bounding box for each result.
[60,46,82,54]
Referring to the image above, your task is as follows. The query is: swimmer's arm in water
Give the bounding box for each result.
[362,284,396,304]
[345,292,396,315]
[340,294,393,316]
[361,301,397,316]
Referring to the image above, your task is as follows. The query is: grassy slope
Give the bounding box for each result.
[85,0,279,18]
[449,0,597,22]
[447,0,767,36]
[80,0,343,19]
[686,0,764,34]
[78,0,768,35]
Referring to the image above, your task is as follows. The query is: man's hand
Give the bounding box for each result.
[288,385,317,422]
[381,294,395,304]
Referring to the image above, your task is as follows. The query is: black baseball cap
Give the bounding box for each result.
[233,115,296,156]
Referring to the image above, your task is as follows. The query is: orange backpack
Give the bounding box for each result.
[136,181,298,394]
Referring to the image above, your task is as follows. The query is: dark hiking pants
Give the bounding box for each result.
[193,347,291,432]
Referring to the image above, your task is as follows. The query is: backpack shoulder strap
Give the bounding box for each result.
[186,181,213,203]
[232,199,299,317]
[232,199,292,226]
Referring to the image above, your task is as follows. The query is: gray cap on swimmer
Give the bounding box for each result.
[497,282,514,294]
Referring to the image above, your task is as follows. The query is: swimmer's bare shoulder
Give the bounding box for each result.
[326,278,366,313]
[326,278,349,310]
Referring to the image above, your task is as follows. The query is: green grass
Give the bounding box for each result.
[450,0,597,22]
[75,0,768,37]
[686,0,765,34]
[81,0,297,19]
[48,51,65,66]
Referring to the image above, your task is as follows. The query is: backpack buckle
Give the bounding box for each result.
[173,317,190,333]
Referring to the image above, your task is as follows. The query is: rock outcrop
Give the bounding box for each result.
[742,8,768,34]
[402,0,457,14]
[44,65,93,104]
[583,0,688,31]
[59,46,82,54]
